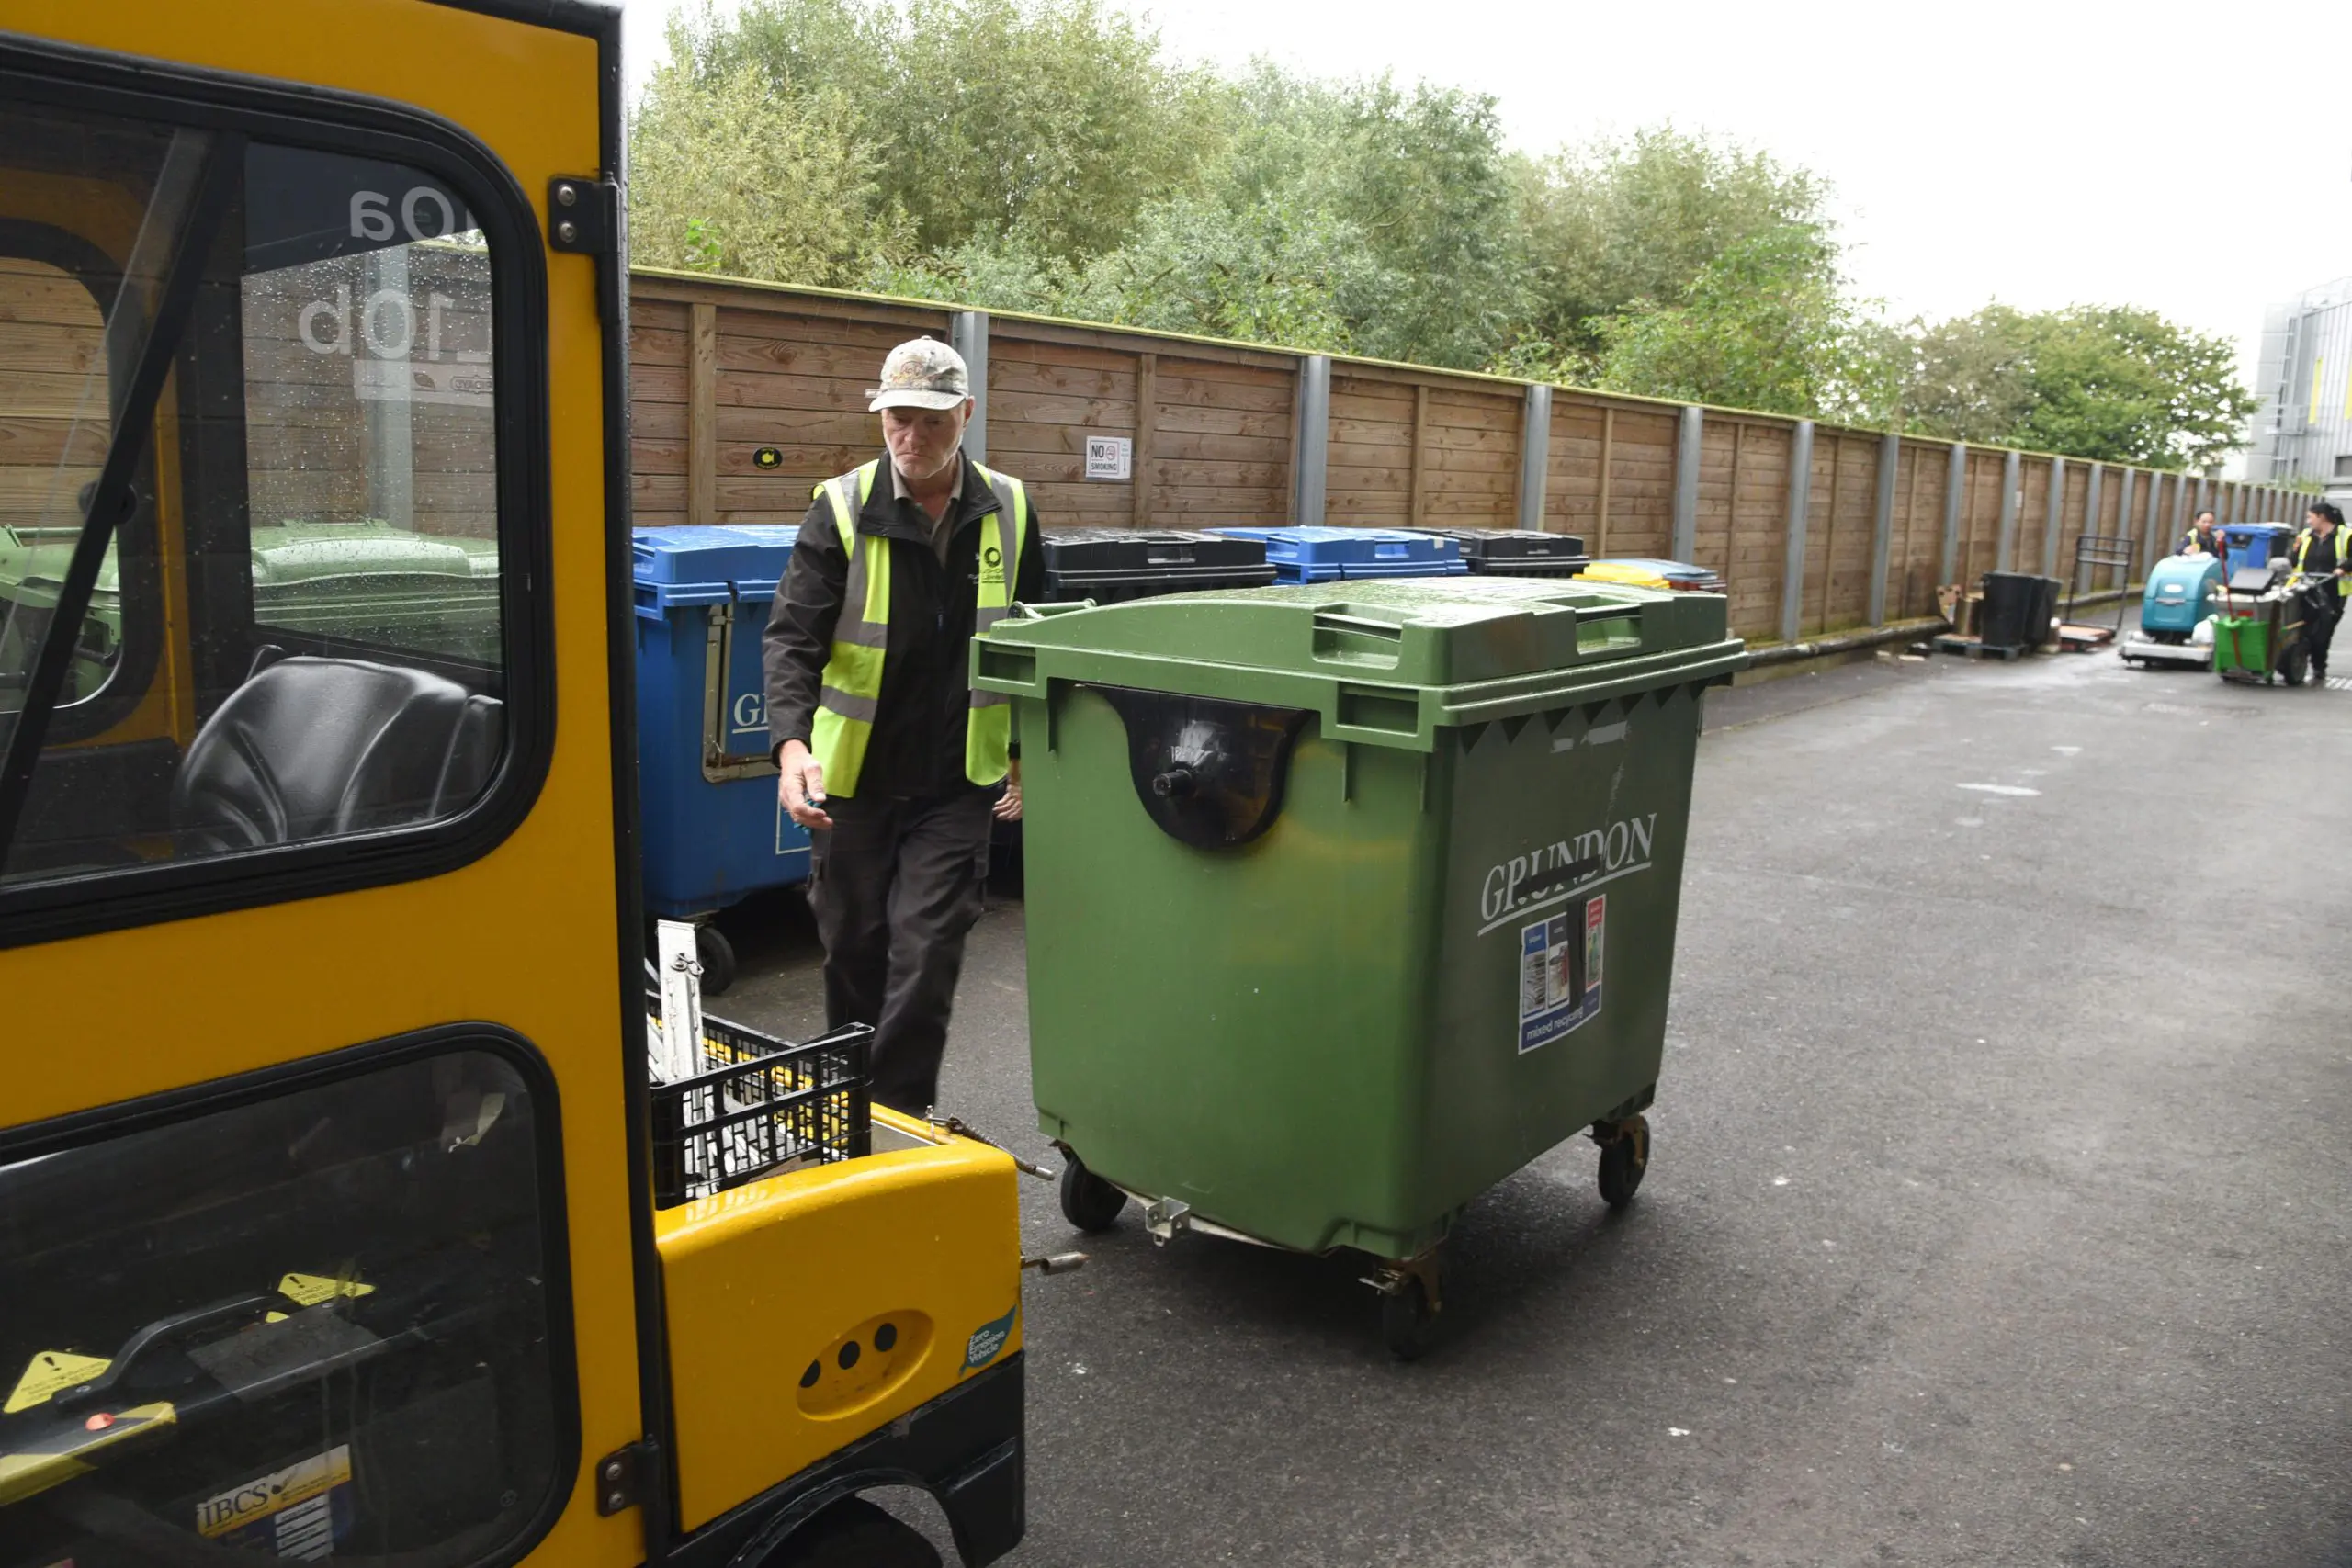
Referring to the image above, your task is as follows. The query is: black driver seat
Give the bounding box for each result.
[173,656,502,853]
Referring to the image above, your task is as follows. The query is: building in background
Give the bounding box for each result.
[2245,276,2352,507]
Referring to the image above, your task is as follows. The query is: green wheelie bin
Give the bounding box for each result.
[974,576,1747,1356]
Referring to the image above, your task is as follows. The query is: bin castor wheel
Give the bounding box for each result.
[1057,1152,1127,1232]
[695,923,737,997]
[1594,1113,1650,1209]
[1375,1262,1442,1360]
[2282,642,2310,687]
[765,1496,941,1568]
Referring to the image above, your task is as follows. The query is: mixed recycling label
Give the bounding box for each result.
[1518,896,1605,1054]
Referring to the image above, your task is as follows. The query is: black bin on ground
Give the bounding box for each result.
[1039,528,1275,604]
[1411,527,1590,577]
[1980,571,2062,651]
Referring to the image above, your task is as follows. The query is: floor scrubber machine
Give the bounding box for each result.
[2119,554,2224,669]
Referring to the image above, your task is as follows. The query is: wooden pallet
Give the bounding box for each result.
[1933,635,2025,661]
[2057,623,2117,651]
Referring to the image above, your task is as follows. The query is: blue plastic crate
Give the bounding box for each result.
[633,525,810,919]
[1208,525,1466,582]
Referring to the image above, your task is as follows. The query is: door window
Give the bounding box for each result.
[0,1042,567,1566]
[0,89,542,911]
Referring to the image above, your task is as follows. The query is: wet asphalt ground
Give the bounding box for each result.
[711,640,2352,1568]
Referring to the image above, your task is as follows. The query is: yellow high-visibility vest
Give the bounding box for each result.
[2291,526,2348,600]
[808,459,1026,797]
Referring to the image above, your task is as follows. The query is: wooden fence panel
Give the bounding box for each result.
[1956,451,2002,584]
[1328,370,1416,525]
[2092,468,2124,591]
[1418,384,1522,530]
[1890,440,1945,621]
[2054,464,2091,600]
[1725,422,1790,639]
[1544,397,1607,542]
[1601,403,1677,559]
[985,332,1138,529]
[2015,459,2051,577]
[1824,431,1878,629]
[1146,354,1295,525]
[1690,419,1741,582]
[629,297,690,527]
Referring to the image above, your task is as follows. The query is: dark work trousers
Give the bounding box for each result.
[807,788,995,1114]
[2307,592,2343,677]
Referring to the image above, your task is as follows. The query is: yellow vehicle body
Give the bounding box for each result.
[657,1107,1023,1534]
[0,3,1028,1565]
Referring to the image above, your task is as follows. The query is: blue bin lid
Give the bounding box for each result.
[633,525,797,612]
[2222,524,2292,540]
[1209,525,1461,569]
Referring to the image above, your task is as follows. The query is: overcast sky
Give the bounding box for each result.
[619,0,2352,468]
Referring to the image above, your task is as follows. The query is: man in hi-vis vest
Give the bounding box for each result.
[763,337,1043,1112]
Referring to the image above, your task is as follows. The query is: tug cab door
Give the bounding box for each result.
[0,4,650,1565]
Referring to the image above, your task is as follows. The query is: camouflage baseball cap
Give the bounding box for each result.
[869,337,971,412]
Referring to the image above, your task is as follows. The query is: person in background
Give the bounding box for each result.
[762,337,1044,1112]
[2290,501,2348,682]
[2178,507,2224,562]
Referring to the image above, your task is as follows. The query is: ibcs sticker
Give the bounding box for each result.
[961,1306,1016,1376]
[197,1444,354,1560]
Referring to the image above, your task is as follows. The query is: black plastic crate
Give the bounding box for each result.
[1408,527,1589,576]
[1040,528,1276,603]
[650,1016,872,1206]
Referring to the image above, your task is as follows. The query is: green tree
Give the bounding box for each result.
[871,68,1528,369]
[629,58,901,285]
[667,0,1226,261]
[1585,226,1900,423]
[1896,307,2034,444]
[1515,127,1828,356]
[1900,306,2255,468]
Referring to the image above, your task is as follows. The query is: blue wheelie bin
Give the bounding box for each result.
[634,525,811,992]
[1207,525,1465,583]
[2221,524,2293,581]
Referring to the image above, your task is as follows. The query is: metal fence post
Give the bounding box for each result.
[1672,404,1703,560]
[1780,420,1815,643]
[1293,355,1330,525]
[1518,384,1552,531]
[1868,430,1898,627]
[1996,448,2020,571]
[2040,457,2065,578]
[949,310,989,465]
[1939,443,1966,584]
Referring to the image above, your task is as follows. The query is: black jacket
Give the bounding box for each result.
[763,452,1045,798]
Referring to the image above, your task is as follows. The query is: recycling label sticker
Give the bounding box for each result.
[1518,895,1604,1054]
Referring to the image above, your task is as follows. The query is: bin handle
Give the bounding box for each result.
[1311,612,1402,640]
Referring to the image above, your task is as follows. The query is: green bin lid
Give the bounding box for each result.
[976,577,1747,752]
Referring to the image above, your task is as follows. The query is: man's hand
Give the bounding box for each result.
[993,758,1023,822]
[776,739,833,830]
